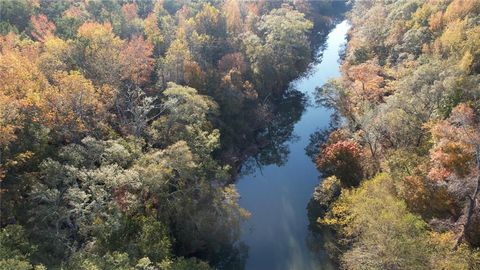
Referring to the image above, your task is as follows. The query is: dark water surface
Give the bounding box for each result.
[236,21,350,270]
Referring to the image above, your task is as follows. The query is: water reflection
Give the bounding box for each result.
[239,30,331,174]
[255,90,307,167]
[213,242,249,270]
[236,21,350,270]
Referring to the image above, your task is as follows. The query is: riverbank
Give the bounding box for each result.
[309,1,480,268]
[237,21,350,270]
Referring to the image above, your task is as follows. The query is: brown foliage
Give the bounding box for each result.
[30,14,56,42]
[429,104,479,182]
[218,52,247,74]
[122,3,138,22]
[120,35,155,85]
[345,59,386,104]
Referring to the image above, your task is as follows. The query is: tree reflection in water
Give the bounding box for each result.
[255,90,307,167]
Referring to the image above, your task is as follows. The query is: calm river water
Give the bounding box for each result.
[236,21,350,270]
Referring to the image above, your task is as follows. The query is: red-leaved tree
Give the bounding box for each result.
[316,139,363,187]
[31,14,56,42]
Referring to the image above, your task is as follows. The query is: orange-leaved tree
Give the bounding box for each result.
[316,139,363,187]
[429,103,480,247]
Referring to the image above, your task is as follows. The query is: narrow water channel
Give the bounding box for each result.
[236,21,350,270]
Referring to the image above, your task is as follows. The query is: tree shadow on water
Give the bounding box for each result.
[239,88,307,176]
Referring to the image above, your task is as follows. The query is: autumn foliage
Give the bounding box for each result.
[120,35,155,85]
[310,0,480,267]
[345,59,387,104]
[429,104,479,182]
[0,1,333,268]
[30,14,55,42]
[316,140,363,187]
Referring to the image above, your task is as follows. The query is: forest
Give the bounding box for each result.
[2,0,479,269]
[308,0,480,269]
[0,0,347,269]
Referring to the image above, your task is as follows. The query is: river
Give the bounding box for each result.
[236,21,350,270]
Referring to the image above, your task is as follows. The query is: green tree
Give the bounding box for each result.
[0,0,33,33]
[0,225,39,268]
[27,137,143,264]
[150,83,219,159]
[243,5,313,93]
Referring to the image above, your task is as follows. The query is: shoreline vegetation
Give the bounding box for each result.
[0,0,347,269]
[308,0,480,269]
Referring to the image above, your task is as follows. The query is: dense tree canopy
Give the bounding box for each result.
[0,0,344,268]
[309,0,480,268]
